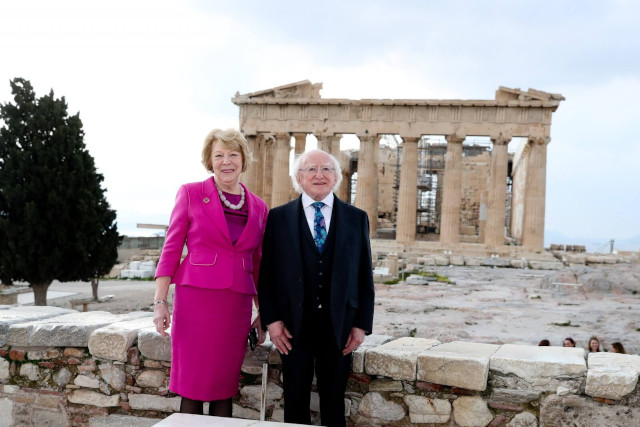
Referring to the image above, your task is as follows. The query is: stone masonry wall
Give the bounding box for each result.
[1,306,640,426]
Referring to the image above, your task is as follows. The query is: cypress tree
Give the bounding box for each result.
[0,78,121,305]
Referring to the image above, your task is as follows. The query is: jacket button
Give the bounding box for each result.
[318,260,323,264]
[319,272,323,276]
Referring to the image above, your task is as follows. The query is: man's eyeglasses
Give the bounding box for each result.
[298,166,335,175]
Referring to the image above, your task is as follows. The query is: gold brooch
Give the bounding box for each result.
[203,197,210,203]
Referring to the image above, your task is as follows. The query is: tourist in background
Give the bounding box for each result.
[563,337,576,347]
[586,336,602,356]
[153,128,268,416]
[538,339,550,346]
[259,149,375,426]
[611,342,627,354]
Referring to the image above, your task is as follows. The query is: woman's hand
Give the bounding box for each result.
[153,304,171,338]
[251,314,266,346]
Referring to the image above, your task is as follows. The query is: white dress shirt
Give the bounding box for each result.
[301,192,333,237]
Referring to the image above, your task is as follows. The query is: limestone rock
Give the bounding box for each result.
[417,341,499,391]
[369,379,403,392]
[128,393,180,412]
[491,388,541,405]
[508,411,538,427]
[490,344,586,392]
[540,394,640,426]
[75,374,100,388]
[452,396,493,427]
[585,352,640,400]
[68,389,120,407]
[88,316,154,362]
[53,367,72,387]
[358,392,405,421]
[0,358,9,380]
[7,311,150,347]
[138,327,172,361]
[403,395,451,423]
[0,305,74,346]
[352,333,393,373]
[19,363,41,381]
[136,370,166,388]
[0,397,13,426]
[240,383,283,404]
[365,337,440,381]
[99,363,126,390]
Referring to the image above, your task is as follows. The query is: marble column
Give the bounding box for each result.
[261,135,275,208]
[293,132,306,156]
[485,134,511,248]
[270,133,291,208]
[327,134,349,201]
[396,137,419,242]
[522,137,549,252]
[354,134,379,236]
[240,134,258,194]
[439,134,465,244]
[316,134,332,153]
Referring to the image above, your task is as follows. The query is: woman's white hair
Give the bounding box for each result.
[291,149,343,194]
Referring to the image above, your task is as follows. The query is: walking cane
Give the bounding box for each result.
[260,362,268,421]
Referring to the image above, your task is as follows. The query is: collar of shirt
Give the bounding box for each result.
[301,192,334,234]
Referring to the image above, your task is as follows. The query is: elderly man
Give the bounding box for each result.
[259,149,375,426]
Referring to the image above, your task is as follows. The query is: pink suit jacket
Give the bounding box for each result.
[155,177,268,295]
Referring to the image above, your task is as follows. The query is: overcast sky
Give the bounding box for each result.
[1,0,638,249]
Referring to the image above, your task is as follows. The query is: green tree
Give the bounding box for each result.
[0,78,121,305]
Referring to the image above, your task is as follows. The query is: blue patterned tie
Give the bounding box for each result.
[312,202,327,252]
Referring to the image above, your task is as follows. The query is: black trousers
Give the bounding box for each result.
[281,309,352,427]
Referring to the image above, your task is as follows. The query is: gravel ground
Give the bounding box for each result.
[34,263,640,354]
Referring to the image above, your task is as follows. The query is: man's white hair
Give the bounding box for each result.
[291,149,343,194]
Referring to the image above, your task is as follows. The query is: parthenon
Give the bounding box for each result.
[233,81,564,254]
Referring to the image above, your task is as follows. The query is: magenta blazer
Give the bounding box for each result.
[155,177,268,295]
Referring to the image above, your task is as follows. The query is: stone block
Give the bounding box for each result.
[53,367,72,387]
[491,388,541,405]
[27,347,61,360]
[403,395,451,423]
[7,311,150,347]
[508,411,538,427]
[358,392,405,421]
[19,363,41,381]
[68,389,120,407]
[585,352,640,400]
[137,327,172,362]
[490,344,586,392]
[240,383,283,405]
[464,257,482,266]
[231,404,260,420]
[89,414,159,427]
[352,333,393,373]
[0,305,74,346]
[369,379,403,392]
[452,396,493,427]
[565,253,586,264]
[540,394,640,426]
[434,255,450,266]
[75,375,100,389]
[136,370,166,388]
[88,316,153,362]
[0,397,13,427]
[0,358,9,380]
[481,257,512,267]
[100,363,127,390]
[128,393,180,412]
[417,341,499,391]
[527,260,563,270]
[365,337,440,381]
[450,255,465,266]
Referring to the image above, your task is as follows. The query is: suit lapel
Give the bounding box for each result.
[201,177,232,245]
[286,197,305,265]
[331,195,347,259]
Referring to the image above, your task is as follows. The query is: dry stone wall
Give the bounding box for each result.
[1,306,639,426]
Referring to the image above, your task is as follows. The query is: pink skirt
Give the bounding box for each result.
[170,284,253,401]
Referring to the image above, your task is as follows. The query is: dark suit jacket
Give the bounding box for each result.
[258,195,375,348]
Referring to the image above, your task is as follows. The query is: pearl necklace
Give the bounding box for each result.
[216,183,246,210]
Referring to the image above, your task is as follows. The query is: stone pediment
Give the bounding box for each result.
[233,79,322,100]
[496,86,565,103]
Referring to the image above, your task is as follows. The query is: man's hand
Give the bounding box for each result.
[268,321,293,355]
[343,327,365,355]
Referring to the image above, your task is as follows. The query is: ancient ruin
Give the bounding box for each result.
[233,81,564,254]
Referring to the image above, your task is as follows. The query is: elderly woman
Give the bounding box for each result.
[153,128,268,416]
